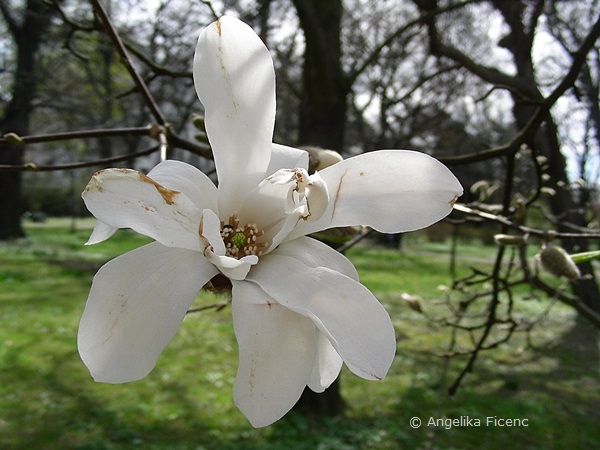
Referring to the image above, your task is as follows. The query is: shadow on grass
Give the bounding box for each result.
[1,343,226,449]
[2,329,599,450]
[434,319,599,449]
[547,319,599,379]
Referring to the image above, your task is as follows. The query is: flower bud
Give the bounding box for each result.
[147,124,163,140]
[541,187,556,196]
[191,113,205,131]
[401,293,423,313]
[303,146,343,173]
[494,234,527,246]
[537,245,581,280]
[3,132,24,145]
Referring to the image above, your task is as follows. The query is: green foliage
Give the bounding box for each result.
[0,220,598,449]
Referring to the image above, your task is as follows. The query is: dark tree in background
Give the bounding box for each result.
[415,0,599,312]
[293,0,349,151]
[0,0,58,239]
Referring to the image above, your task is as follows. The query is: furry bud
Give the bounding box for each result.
[537,245,581,280]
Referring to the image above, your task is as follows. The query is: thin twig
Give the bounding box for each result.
[0,125,213,168]
[453,204,600,240]
[336,227,373,253]
[186,300,230,314]
[90,0,168,125]
[0,126,152,147]
[448,245,506,395]
[0,146,159,172]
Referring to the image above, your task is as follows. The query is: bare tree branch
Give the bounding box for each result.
[0,145,159,172]
[0,126,152,147]
[90,0,168,125]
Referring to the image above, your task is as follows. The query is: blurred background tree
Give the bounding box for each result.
[0,0,59,238]
[1,0,598,421]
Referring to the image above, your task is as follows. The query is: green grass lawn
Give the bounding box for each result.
[0,219,598,449]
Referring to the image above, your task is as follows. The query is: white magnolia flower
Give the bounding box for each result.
[78,16,463,427]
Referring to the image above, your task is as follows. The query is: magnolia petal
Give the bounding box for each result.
[194,16,275,214]
[265,169,328,223]
[267,209,306,252]
[304,172,329,223]
[148,160,218,214]
[307,332,344,393]
[238,177,295,245]
[82,168,202,251]
[267,143,309,175]
[231,280,317,427]
[267,168,301,186]
[78,242,218,383]
[206,252,258,281]
[243,169,330,251]
[265,169,307,216]
[285,150,463,241]
[199,209,226,256]
[247,255,396,381]
[86,221,118,245]
[197,209,258,280]
[270,236,358,280]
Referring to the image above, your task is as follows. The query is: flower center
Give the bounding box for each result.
[220,214,267,258]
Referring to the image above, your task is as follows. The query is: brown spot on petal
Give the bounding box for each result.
[197,215,212,253]
[449,195,459,207]
[138,172,180,205]
[214,19,221,36]
[84,169,109,193]
[330,170,347,221]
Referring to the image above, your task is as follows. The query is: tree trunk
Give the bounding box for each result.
[290,0,349,417]
[294,0,349,151]
[0,0,56,240]
[492,1,600,312]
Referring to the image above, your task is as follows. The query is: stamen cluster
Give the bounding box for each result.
[221,214,267,258]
